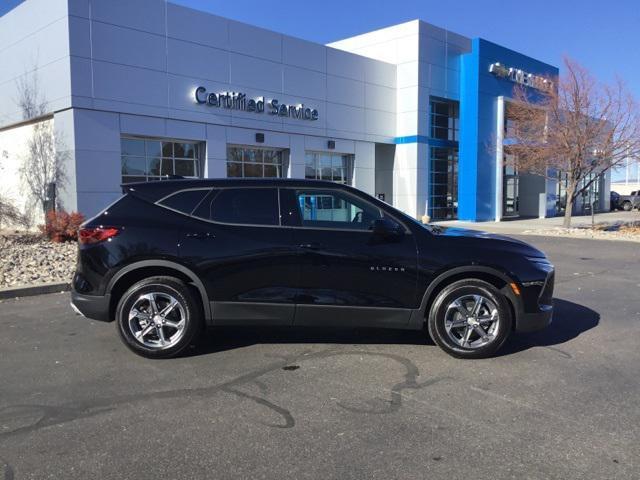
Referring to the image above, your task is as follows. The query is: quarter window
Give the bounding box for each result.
[121,137,201,183]
[158,189,210,215]
[295,190,382,230]
[210,188,279,226]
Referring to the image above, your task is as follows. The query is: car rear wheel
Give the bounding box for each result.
[428,279,512,359]
[622,201,632,211]
[116,276,202,358]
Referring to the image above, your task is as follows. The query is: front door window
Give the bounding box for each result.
[295,190,382,230]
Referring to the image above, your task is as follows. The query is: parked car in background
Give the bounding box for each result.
[610,191,620,211]
[617,190,640,211]
[71,179,554,360]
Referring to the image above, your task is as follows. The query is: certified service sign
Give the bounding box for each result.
[194,87,319,121]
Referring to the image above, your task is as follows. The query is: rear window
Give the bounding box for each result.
[209,188,279,225]
[158,189,209,214]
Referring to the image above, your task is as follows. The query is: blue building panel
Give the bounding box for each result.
[458,38,559,221]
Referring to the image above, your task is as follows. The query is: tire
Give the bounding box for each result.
[622,201,632,211]
[427,279,512,359]
[116,276,203,359]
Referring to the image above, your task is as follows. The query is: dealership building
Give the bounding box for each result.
[0,0,610,223]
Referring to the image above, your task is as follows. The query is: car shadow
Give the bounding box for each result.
[184,298,598,358]
[498,298,600,357]
[186,324,432,357]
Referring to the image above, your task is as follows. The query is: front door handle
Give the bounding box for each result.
[186,232,214,239]
[298,243,321,250]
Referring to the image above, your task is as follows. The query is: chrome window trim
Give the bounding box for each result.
[156,188,213,217]
[153,185,412,233]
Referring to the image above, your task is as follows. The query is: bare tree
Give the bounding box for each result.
[16,70,47,120]
[0,190,27,228]
[506,57,640,227]
[15,69,67,217]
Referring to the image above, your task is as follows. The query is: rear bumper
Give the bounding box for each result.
[515,304,553,332]
[70,290,112,322]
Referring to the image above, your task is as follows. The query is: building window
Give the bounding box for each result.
[430,98,459,142]
[428,97,459,220]
[121,137,201,183]
[226,146,287,178]
[304,152,354,185]
[556,171,603,215]
[429,147,458,220]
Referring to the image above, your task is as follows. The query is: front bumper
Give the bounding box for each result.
[515,269,554,333]
[70,290,112,322]
[516,304,553,332]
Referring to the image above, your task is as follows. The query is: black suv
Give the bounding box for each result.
[71,179,554,359]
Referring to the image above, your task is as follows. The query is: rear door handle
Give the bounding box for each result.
[186,232,214,239]
[298,242,321,250]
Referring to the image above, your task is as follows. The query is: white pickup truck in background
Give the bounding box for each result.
[614,190,640,211]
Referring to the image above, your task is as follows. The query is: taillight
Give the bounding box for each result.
[79,227,120,245]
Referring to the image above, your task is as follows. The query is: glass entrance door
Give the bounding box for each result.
[429,147,459,220]
[503,175,519,217]
[502,153,519,218]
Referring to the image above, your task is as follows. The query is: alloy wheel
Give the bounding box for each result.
[127,292,186,349]
[444,294,500,349]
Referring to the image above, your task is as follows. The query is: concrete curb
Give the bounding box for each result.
[0,282,71,300]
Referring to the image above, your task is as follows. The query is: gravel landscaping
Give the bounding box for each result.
[524,221,640,242]
[0,232,76,288]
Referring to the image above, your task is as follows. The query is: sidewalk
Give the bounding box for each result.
[431,211,640,235]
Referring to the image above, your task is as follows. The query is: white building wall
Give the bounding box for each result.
[0,121,48,226]
[0,0,72,126]
[0,115,86,227]
[60,109,122,215]
[59,1,397,143]
[330,21,471,219]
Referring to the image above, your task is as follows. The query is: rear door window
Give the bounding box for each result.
[209,188,279,226]
[158,189,210,214]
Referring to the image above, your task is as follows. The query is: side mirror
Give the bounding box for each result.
[371,218,403,239]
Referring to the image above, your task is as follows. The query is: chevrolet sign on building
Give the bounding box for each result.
[489,62,554,92]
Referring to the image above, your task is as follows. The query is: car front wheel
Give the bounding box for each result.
[116,276,202,359]
[428,279,512,359]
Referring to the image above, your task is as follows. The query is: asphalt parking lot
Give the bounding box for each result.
[1,235,639,480]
